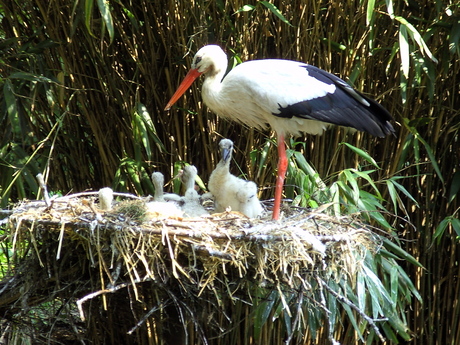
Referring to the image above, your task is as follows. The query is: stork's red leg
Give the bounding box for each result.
[273,133,287,220]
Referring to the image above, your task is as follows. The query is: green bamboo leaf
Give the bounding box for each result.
[293,151,327,190]
[342,303,365,342]
[382,237,424,268]
[448,171,460,204]
[3,80,18,120]
[327,183,340,216]
[394,16,438,63]
[138,103,166,152]
[259,1,293,26]
[335,180,354,205]
[381,302,412,340]
[235,4,255,13]
[255,139,271,178]
[433,217,451,243]
[385,0,394,19]
[394,262,423,302]
[321,38,347,51]
[0,37,20,50]
[132,112,151,159]
[9,72,54,83]
[195,173,206,191]
[397,131,413,170]
[253,289,277,340]
[126,161,143,193]
[342,143,379,168]
[363,274,384,319]
[413,132,445,184]
[357,270,366,311]
[325,280,338,336]
[398,23,410,78]
[97,0,115,43]
[343,169,360,204]
[413,133,421,180]
[281,305,293,338]
[390,265,399,305]
[451,218,460,238]
[449,19,460,55]
[353,169,380,197]
[385,180,399,213]
[348,60,362,85]
[380,248,401,261]
[381,320,401,343]
[365,331,377,345]
[172,161,183,194]
[85,0,95,36]
[386,41,399,75]
[364,265,393,304]
[391,180,419,207]
[308,295,320,339]
[399,63,408,103]
[366,0,376,26]
[358,196,393,228]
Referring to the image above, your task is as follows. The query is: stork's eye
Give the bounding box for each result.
[195,56,202,64]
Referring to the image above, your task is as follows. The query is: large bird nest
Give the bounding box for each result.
[0,192,383,344]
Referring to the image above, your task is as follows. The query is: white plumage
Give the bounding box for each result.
[98,187,113,211]
[208,139,263,218]
[179,165,209,217]
[146,171,183,219]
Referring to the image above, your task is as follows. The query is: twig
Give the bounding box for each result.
[55,191,142,200]
[319,278,387,342]
[36,174,51,208]
[127,303,163,334]
[192,244,234,260]
[77,277,150,321]
[285,286,305,345]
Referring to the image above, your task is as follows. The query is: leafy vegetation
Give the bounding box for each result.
[1,0,459,344]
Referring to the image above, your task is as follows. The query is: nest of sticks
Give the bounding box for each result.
[0,190,380,344]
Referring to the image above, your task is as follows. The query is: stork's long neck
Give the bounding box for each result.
[201,63,227,113]
[153,181,164,201]
[213,154,231,181]
[184,174,195,192]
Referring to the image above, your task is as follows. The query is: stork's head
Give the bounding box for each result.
[191,45,227,75]
[165,45,228,111]
[219,139,234,163]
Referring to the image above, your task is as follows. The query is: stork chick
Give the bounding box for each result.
[208,139,263,218]
[98,187,114,211]
[146,171,183,220]
[151,172,182,202]
[179,165,209,217]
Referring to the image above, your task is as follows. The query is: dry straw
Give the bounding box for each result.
[2,192,379,344]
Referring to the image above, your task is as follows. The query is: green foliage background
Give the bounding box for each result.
[1,0,459,344]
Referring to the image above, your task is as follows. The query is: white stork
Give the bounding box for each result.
[165,45,394,220]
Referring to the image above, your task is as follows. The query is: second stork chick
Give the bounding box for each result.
[208,139,263,218]
[179,165,209,217]
[146,171,183,219]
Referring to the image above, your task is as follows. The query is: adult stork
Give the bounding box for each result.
[165,45,394,220]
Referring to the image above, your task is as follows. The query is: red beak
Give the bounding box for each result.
[164,68,203,111]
